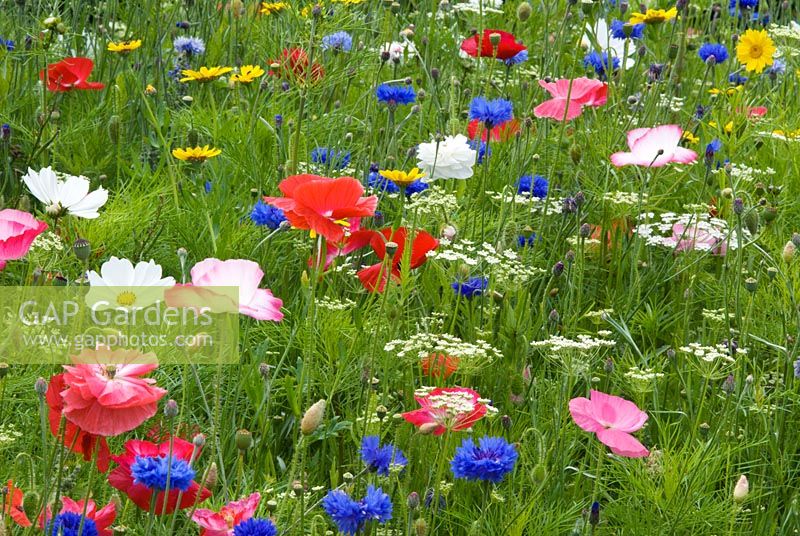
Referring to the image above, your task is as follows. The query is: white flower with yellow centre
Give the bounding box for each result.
[87,257,175,311]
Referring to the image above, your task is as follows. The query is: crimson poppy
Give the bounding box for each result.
[264,174,378,243]
[39,57,105,92]
[2,480,31,528]
[268,48,324,83]
[45,373,111,473]
[357,227,438,292]
[467,118,520,142]
[460,30,526,61]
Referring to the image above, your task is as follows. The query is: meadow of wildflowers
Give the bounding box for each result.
[1,0,800,534]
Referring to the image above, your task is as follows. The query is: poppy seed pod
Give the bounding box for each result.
[72,238,91,261]
[235,429,253,450]
[301,399,326,435]
[517,1,532,21]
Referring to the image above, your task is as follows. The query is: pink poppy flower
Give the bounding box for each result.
[191,492,261,535]
[39,497,117,536]
[610,125,698,168]
[61,348,167,437]
[402,387,490,435]
[533,78,607,121]
[167,258,284,321]
[569,390,649,458]
[0,209,48,271]
[667,223,727,255]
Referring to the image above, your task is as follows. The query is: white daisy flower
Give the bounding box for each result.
[87,257,175,310]
[22,167,108,219]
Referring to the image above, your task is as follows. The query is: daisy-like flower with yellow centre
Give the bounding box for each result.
[629,7,677,24]
[231,65,266,84]
[107,39,142,53]
[682,131,699,144]
[708,121,735,135]
[771,128,800,141]
[260,1,289,14]
[736,29,776,73]
[145,84,157,95]
[379,168,425,188]
[709,85,744,96]
[172,145,222,163]
[179,66,233,83]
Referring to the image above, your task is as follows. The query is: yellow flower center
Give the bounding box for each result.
[749,45,762,58]
[116,291,137,306]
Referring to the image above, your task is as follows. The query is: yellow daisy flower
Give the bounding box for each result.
[231,65,266,84]
[629,7,677,24]
[379,168,426,187]
[771,129,800,140]
[179,66,233,83]
[107,40,142,53]
[709,85,744,96]
[736,29,776,73]
[145,84,157,95]
[708,121,734,134]
[260,1,289,14]
[172,145,222,162]
[682,131,699,144]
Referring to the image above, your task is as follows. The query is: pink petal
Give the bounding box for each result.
[533,98,584,121]
[596,428,649,458]
[569,397,604,432]
[589,390,648,432]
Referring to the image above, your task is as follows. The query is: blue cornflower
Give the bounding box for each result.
[705,139,722,165]
[729,72,748,85]
[367,171,401,194]
[322,486,393,535]
[469,140,490,164]
[451,276,488,298]
[375,83,416,106]
[405,180,429,197]
[173,36,205,55]
[610,19,644,40]
[251,200,287,230]
[204,180,212,194]
[48,512,98,536]
[729,0,758,9]
[130,455,195,491]
[451,436,518,484]
[767,59,786,76]
[698,43,729,64]
[0,38,14,51]
[233,518,278,536]
[469,97,513,129]
[361,436,408,476]
[695,105,708,120]
[517,233,542,248]
[504,50,528,66]
[516,174,548,198]
[311,147,351,169]
[1,124,10,140]
[583,51,619,79]
[322,31,353,52]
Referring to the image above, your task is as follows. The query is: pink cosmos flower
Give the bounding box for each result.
[402,387,490,436]
[610,125,698,168]
[533,78,607,121]
[167,258,284,321]
[667,223,727,255]
[569,390,649,458]
[191,493,261,535]
[61,348,167,437]
[0,209,48,271]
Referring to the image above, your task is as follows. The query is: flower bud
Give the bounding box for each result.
[579,223,592,238]
[733,198,744,215]
[22,491,40,521]
[205,462,218,488]
[164,399,179,418]
[783,241,796,262]
[235,429,253,451]
[418,422,439,435]
[34,377,47,396]
[414,518,428,536]
[193,433,206,448]
[72,238,91,262]
[733,475,749,502]
[552,261,564,276]
[548,308,559,323]
[744,277,757,293]
[407,491,420,510]
[517,1,532,21]
[300,399,326,435]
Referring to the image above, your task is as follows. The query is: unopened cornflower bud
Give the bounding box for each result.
[552,261,564,276]
[193,433,206,448]
[1,124,10,141]
[562,197,577,214]
[733,475,749,503]
[574,191,585,206]
[579,223,592,238]
[501,414,512,429]
[722,374,735,395]
[589,501,600,526]
[619,1,628,14]
[301,399,326,435]
[35,377,47,396]
[548,308,560,323]
[407,491,420,510]
[792,233,800,248]
[164,399,179,418]
[565,250,576,263]
[733,198,744,215]
[604,358,614,373]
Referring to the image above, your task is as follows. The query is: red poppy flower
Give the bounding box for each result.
[356,227,438,292]
[460,30,526,61]
[420,353,459,379]
[264,174,378,243]
[108,438,211,515]
[39,497,117,536]
[467,118,520,142]
[313,227,378,270]
[39,57,105,92]
[402,387,489,435]
[268,48,324,84]
[3,480,31,528]
[45,373,111,473]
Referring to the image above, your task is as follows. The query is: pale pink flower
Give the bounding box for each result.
[0,209,48,271]
[667,223,727,255]
[61,348,167,437]
[569,390,649,458]
[610,125,698,168]
[167,258,284,321]
[533,77,607,121]
[191,493,261,536]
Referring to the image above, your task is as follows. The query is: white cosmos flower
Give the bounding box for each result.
[87,257,175,310]
[22,167,108,219]
[380,41,416,63]
[582,19,636,70]
[417,134,477,181]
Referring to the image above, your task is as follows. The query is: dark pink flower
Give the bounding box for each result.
[569,390,649,458]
